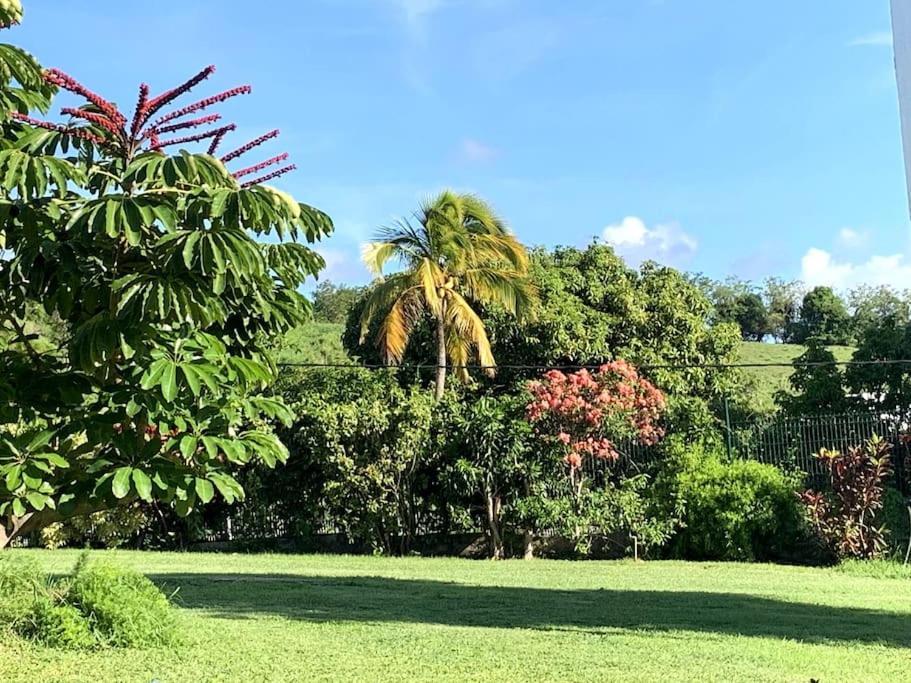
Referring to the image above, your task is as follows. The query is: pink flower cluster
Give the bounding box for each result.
[142,65,217,122]
[149,85,252,130]
[526,360,666,472]
[156,113,222,135]
[234,153,290,179]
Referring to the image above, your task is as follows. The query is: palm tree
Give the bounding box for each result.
[360,190,536,399]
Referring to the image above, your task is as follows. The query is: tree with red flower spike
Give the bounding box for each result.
[0,5,334,548]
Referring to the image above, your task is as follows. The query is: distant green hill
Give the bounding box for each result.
[737,341,855,413]
[274,322,349,366]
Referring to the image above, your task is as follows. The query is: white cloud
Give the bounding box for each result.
[848,31,893,47]
[836,227,869,248]
[392,0,446,39]
[800,247,911,289]
[601,216,698,266]
[458,138,498,163]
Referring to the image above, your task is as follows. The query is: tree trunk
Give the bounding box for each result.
[522,530,535,560]
[434,316,446,401]
[1,512,40,550]
[484,488,504,560]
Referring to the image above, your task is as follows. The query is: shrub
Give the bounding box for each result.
[69,562,179,648]
[656,439,807,561]
[0,555,180,650]
[800,437,893,560]
[0,556,49,631]
[25,598,95,650]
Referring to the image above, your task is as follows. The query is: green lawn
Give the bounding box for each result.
[1,551,908,682]
[738,341,855,413]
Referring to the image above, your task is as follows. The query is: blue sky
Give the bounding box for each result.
[13,0,910,289]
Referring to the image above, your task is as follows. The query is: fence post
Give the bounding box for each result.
[724,395,733,460]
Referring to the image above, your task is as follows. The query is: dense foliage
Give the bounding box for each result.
[280,368,440,554]
[0,8,332,546]
[311,281,364,324]
[776,338,848,416]
[789,287,853,345]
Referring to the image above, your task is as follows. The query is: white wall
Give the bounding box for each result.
[893,0,911,217]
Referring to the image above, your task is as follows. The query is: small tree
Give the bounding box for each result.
[776,337,847,416]
[0,5,332,546]
[450,395,533,559]
[283,369,436,555]
[525,361,666,554]
[717,292,769,341]
[527,361,665,486]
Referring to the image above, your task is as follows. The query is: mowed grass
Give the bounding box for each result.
[738,341,855,413]
[1,551,909,682]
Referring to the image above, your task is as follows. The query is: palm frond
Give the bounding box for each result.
[377,286,423,364]
[361,241,399,275]
[445,290,496,377]
[415,257,443,318]
[358,273,412,341]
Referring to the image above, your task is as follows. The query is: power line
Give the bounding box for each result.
[275,359,911,371]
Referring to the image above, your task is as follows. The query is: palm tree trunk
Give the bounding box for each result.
[434,316,446,401]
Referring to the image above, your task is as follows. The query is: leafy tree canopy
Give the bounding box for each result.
[346,243,744,426]
[790,286,852,346]
[716,292,769,342]
[846,315,911,414]
[311,281,364,325]
[0,9,332,546]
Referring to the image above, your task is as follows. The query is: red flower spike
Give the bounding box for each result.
[143,65,216,122]
[220,129,279,163]
[207,128,230,155]
[151,123,237,151]
[44,69,125,127]
[150,85,252,129]
[241,164,297,188]
[60,107,123,136]
[130,83,150,137]
[155,113,222,135]
[11,113,106,146]
[233,152,290,179]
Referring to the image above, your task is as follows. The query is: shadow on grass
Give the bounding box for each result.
[148,573,911,648]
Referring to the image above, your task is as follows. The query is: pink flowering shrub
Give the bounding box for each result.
[526,361,666,474]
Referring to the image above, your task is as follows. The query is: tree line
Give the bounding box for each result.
[691,276,910,346]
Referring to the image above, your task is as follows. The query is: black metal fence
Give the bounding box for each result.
[582,408,910,492]
[728,410,909,491]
